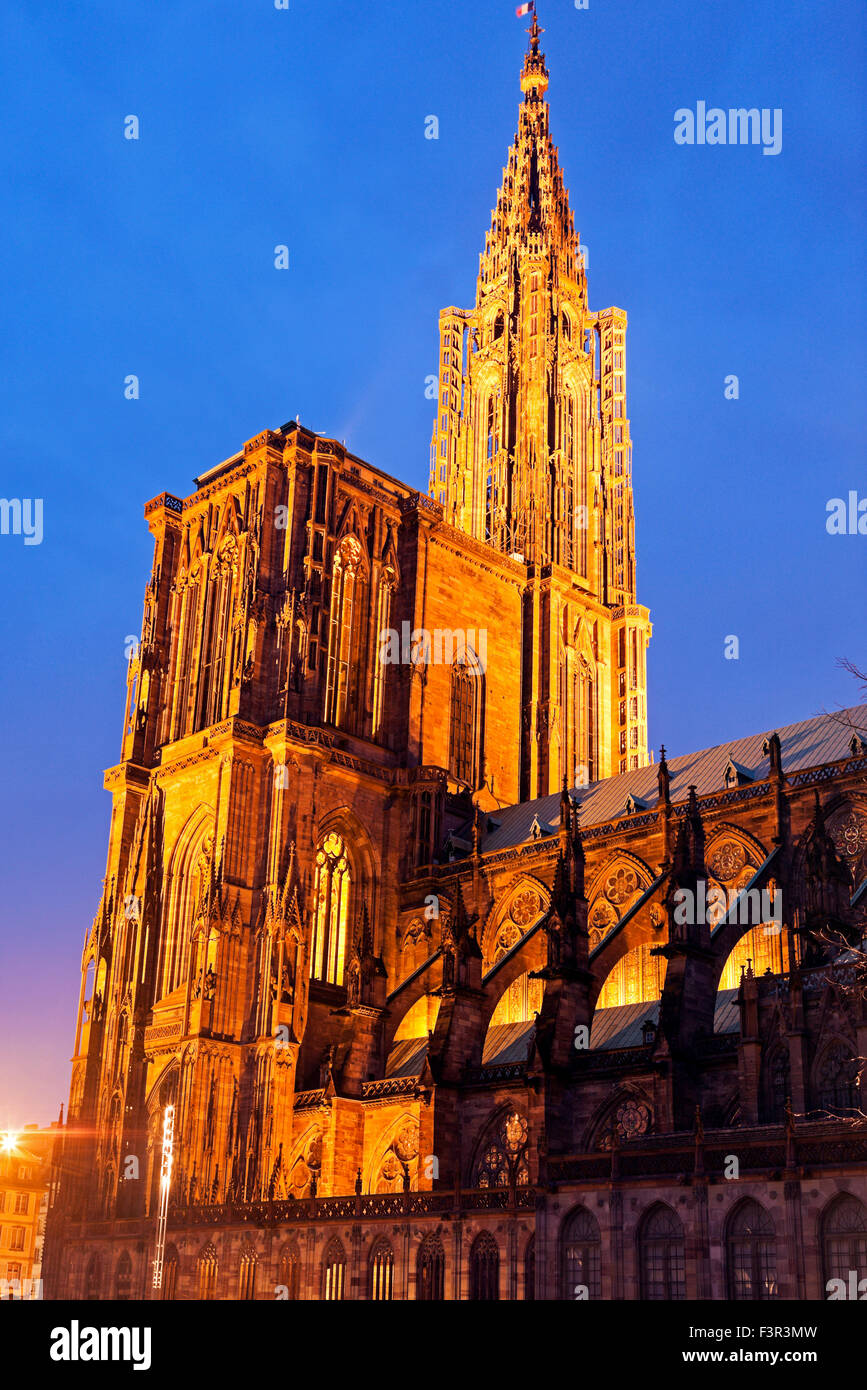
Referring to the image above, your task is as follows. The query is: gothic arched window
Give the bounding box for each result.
[449,656,484,789]
[114,1251,132,1300]
[524,1234,536,1301]
[324,537,366,732]
[161,1243,179,1301]
[469,1231,500,1301]
[416,1233,445,1300]
[322,1238,346,1301]
[277,1242,301,1300]
[85,1253,101,1301]
[822,1194,867,1288]
[238,1246,257,1300]
[372,562,396,740]
[726,1200,778,1300]
[762,1046,790,1123]
[562,1206,602,1300]
[311,832,351,985]
[638,1204,686,1301]
[368,1239,395,1301]
[816,1040,859,1115]
[196,1243,218,1301]
[473,1111,529,1188]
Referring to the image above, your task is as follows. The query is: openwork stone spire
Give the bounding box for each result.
[429,14,638,614]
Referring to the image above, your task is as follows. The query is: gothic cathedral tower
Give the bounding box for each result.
[429,14,651,797]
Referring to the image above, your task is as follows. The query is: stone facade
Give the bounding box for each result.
[44,17,867,1302]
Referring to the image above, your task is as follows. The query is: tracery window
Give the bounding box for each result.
[524,1235,536,1301]
[562,1206,602,1300]
[324,537,365,731]
[822,1195,867,1288]
[449,657,483,788]
[816,1041,859,1115]
[638,1204,686,1301]
[368,1240,395,1301]
[114,1250,132,1300]
[311,832,350,985]
[277,1243,301,1300]
[161,1244,178,1301]
[85,1254,101,1301]
[196,1243,218,1301]
[726,1200,778,1300]
[238,1246,257,1300]
[473,1111,529,1188]
[372,563,395,739]
[416,1233,445,1300]
[762,1047,790,1123]
[469,1231,500,1301]
[322,1238,346,1301]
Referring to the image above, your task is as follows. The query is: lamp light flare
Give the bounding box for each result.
[152,1104,175,1291]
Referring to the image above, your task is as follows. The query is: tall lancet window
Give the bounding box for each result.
[485,396,496,542]
[324,537,365,731]
[449,653,484,788]
[372,562,395,740]
[311,832,350,985]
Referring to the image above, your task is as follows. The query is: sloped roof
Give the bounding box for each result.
[481,704,867,854]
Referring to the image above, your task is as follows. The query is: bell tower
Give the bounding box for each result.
[429,11,652,797]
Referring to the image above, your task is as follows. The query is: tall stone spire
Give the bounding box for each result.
[429,15,651,795]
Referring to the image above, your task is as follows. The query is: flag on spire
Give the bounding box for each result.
[516,3,534,16]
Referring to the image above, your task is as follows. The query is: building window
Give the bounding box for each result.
[13,1195,28,1215]
[322,1239,346,1301]
[8,1228,25,1253]
[639,1204,686,1300]
[311,832,351,985]
[822,1195,867,1289]
[196,1243,218,1301]
[85,1254,101,1300]
[237,1247,257,1300]
[324,536,365,731]
[368,1240,395,1301]
[816,1041,859,1115]
[114,1250,132,1300]
[161,1244,179,1301]
[277,1244,301,1300]
[726,1200,778,1299]
[473,1111,529,1188]
[524,1235,536,1301]
[763,1047,790,1123]
[449,656,483,787]
[562,1206,602,1299]
[469,1231,500,1301]
[417,1234,445,1300]
[372,564,395,739]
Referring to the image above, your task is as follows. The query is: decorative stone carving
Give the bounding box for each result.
[708,840,747,883]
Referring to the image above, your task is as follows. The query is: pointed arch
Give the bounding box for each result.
[160,805,215,998]
[322,1237,346,1301]
[470,1106,529,1188]
[821,1193,867,1288]
[725,1199,778,1300]
[561,1205,602,1300]
[114,1249,132,1300]
[638,1203,685,1300]
[196,1241,219,1301]
[324,534,368,732]
[469,1230,500,1300]
[416,1232,445,1300]
[449,644,485,789]
[813,1037,860,1116]
[277,1241,301,1300]
[368,1237,395,1301]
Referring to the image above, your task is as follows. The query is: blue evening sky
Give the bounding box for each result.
[0,0,864,1125]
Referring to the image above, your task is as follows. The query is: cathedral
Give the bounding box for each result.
[44,16,867,1302]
